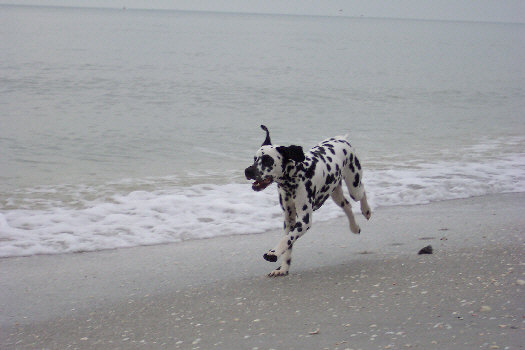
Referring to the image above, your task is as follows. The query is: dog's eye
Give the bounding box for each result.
[261,154,274,168]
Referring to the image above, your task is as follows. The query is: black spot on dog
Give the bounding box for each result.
[303,213,310,224]
[305,180,315,200]
[302,204,308,211]
[349,159,355,173]
[313,194,330,210]
[353,173,360,187]
[260,155,274,173]
[304,161,316,179]
[355,156,361,170]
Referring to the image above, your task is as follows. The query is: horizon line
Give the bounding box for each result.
[1,3,524,25]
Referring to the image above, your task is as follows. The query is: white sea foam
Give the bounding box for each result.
[366,154,525,207]
[1,154,523,258]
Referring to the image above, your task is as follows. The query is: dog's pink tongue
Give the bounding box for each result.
[252,177,272,191]
[252,179,268,191]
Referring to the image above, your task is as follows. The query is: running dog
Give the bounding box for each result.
[245,125,371,276]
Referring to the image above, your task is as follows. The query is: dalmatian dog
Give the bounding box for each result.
[245,125,371,277]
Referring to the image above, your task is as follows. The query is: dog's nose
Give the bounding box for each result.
[245,166,256,180]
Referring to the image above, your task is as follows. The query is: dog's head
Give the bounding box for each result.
[245,125,305,192]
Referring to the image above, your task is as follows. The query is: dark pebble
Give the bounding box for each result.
[418,245,433,255]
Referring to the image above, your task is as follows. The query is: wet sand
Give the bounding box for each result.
[1,193,524,349]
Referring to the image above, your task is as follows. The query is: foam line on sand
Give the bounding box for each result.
[1,193,524,349]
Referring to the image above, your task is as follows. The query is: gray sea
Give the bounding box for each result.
[1,5,524,257]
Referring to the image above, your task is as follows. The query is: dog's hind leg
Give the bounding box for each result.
[344,167,371,221]
[331,185,361,234]
[359,191,371,220]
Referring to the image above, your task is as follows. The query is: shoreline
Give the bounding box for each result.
[1,193,524,349]
[1,191,522,261]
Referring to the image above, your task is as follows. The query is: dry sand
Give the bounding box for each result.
[1,193,524,349]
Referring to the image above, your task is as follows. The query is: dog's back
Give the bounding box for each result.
[300,136,362,210]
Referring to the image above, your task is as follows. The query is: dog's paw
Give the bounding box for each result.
[268,267,289,277]
[263,250,278,262]
[361,204,372,220]
[350,223,361,234]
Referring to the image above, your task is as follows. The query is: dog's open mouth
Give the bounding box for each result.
[252,176,273,192]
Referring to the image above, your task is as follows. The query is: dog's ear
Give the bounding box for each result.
[260,125,272,146]
[277,145,305,163]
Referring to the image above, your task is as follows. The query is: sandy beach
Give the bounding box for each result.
[1,193,524,349]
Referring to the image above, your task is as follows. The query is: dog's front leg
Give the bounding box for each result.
[264,206,312,271]
[267,248,293,277]
[268,193,296,277]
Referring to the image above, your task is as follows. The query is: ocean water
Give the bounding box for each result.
[1,5,524,257]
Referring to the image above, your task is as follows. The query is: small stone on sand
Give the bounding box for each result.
[418,245,433,255]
